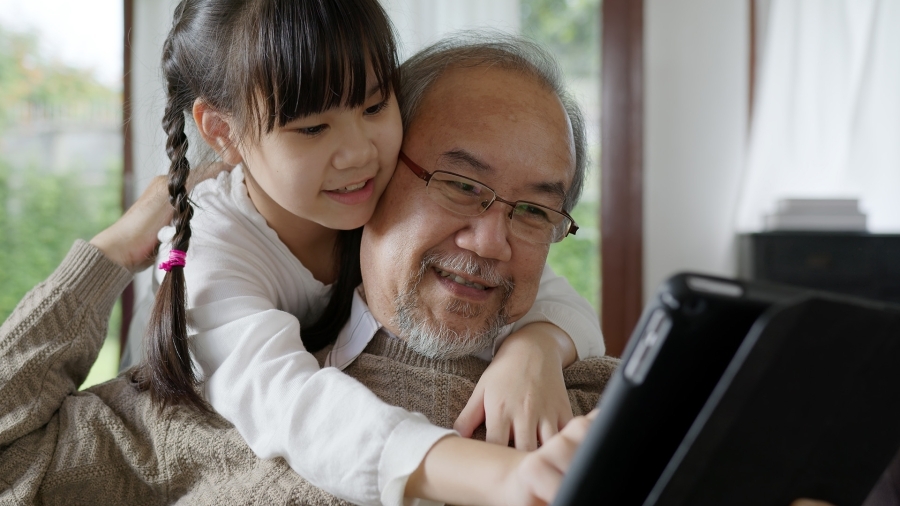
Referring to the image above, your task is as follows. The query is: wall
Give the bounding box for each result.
[643,0,749,301]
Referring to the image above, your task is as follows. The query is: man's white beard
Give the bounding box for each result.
[392,251,513,360]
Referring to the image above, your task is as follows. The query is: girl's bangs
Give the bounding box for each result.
[252,0,398,133]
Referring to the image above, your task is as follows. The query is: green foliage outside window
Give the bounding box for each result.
[0,23,123,387]
[0,26,118,127]
[521,0,601,78]
[521,0,602,312]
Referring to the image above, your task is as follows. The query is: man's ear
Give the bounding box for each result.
[192,99,243,166]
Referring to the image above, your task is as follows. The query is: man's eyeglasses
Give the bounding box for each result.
[399,151,578,245]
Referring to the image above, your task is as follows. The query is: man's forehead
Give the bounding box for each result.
[406,65,576,194]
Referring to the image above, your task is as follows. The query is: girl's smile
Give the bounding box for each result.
[323,177,376,205]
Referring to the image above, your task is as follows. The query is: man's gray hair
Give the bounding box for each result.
[399,31,589,212]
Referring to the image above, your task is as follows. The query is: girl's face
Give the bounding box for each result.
[237,84,402,233]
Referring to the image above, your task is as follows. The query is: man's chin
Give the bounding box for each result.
[393,300,507,360]
[442,297,490,318]
[431,311,497,337]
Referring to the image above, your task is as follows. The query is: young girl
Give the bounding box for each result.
[136,0,604,504]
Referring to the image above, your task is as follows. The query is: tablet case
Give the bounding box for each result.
[553,273,900,506]
[645,296,900,506]
[553,273,805,506]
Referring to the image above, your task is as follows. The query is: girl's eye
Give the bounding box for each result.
[298,124,327,136]
[364,98,389,116]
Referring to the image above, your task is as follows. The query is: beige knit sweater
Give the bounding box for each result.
[0,241,618,505]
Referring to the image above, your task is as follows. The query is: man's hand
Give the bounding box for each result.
[455,322,576,450]
[89,163,231,272]
[498,410,596,506]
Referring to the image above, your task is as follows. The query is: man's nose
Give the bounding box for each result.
[333,120,376,170]
[454,204,513,262]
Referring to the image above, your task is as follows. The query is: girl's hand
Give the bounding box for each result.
[455,322,577,450]
[406,411,597,506]
[499,410,596,506]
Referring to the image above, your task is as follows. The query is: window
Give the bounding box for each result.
[521,0,601,311]
[0,0,123,387]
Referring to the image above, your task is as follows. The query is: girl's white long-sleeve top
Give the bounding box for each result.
[152,167,605,506]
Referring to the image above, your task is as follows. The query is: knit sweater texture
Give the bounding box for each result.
[0,241,618,505]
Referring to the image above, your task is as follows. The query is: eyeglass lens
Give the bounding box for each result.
[427,172,571,244]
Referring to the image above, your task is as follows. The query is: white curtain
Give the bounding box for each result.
[381,0,519,59]
[735,0,900,232]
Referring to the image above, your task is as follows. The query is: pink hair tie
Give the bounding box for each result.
[159,249,187,272]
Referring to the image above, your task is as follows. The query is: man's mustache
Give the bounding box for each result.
[421,251,515,294]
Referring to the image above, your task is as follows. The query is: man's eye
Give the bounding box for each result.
[515,204,550,221]
[448,180,481,195]
[364,99,389,115]
[298,124,327,136]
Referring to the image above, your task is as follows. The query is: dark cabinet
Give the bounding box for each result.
[739,232,900,304]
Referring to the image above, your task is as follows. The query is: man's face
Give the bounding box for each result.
[361,65,576,356]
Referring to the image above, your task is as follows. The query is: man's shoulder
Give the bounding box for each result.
[564,356,620,416]
[564,355,620,390]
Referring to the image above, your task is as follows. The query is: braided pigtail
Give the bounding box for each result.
[134,10,209,412]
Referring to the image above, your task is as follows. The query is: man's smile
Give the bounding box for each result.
[433,267,491,291]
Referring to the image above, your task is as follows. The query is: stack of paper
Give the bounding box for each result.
[764,198,867,231]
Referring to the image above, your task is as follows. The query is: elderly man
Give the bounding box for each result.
[0,35,614,506]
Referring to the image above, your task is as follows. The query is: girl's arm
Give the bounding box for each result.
[455,264,603,449]
[168,175,452,506]
[408,411,596,506]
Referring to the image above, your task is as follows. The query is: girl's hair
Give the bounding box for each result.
[135,0,397,412]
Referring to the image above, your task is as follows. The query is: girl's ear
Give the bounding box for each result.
[193,99,243,166]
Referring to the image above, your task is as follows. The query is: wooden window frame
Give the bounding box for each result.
[120,0,134,353]
[601,0,644,357]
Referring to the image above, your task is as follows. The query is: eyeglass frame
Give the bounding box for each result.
[398,150,579,244]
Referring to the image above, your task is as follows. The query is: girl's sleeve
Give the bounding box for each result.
[173,241,453,506]
[507,263,606,359]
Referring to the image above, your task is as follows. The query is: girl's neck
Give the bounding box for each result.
[242,167,339,284]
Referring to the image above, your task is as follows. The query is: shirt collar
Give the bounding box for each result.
[324,286,382,370]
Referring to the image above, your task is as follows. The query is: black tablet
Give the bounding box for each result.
[645,295,900,506]
[553,273,806,506]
